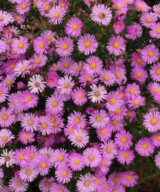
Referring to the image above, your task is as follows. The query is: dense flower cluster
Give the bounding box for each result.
[0,0,160,191]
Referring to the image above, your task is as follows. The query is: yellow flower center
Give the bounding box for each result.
[156,27,160,34]
[72,24,78,31]
[75,117,81,123]
[148,51,154,57]
[62,170,68,176]
[146,17,152,23]
[1,114,9,121]
[88,154,95,161]
[41,162,47,169]
[98,12,105,19]
[52,101,58,107]
[142,143,148,150]
[121,136,127,143]
[21,3,27,9]
[113,41,120,49]
[25,169,32,176]
[18,42,24,49]
[90,62,97,69]
[96,115,102,122]
[109,98,116,105]
[150,118,158,125]
[156,69,160,75]
[62,43,69,50]
[53,12,60,19]
[73,159,80,165]
[76,136,83,142]
[84,41,91,48]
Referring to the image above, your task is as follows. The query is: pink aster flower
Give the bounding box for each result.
[131,52,146,67]
[135,138,155,157]
[78,34,98,55]
[121,171,138,187]
[151,132,160,147]
[148,82,160,102]
[71,87,87,106]
[115,131,132,150]
[101,140,117,159]
[0,129,14,147]
[51,183,69,192]
[19,164,38,182]
[55,37,73,57]
[107,35,126,56]
[55,165,72,184]
[117,149,134,165]
[21,113,39,131]
[76,174,96,192]
[0,83,9,103]
[89,110,109,129]
[33,37,49,54]
[91,4,112,26]
[97,126,112,142]
[144,110,160,132]
[141,44,159,64]
[16,0,30,15]
[153,4,160,17]
[0,108,15,127]
[39,177,55,192]
[105,91,123,112]
[12,37,29,55]
[131,67,147,84]
[68,111,86,129]
[84,56,103,75]
[68,152,85,171]
[48,5,65,24]
[127,95,145,109]
[52,149,68,167]
[0,149,15,168]
[140,12,157,28]
[125,83,140,99]
[0,10,14,28]
[38,156,52,176]
[99,70,115,86]
[135,0,150,12]
[155,152,160,168]
[9,175,28,192]
[125,24,142,40]
[14,60,31,77]
[38,115,54,136]
[65,17,83,37]
[57,57,75,75]
[69,129,89,148]
[150,23,160,39]
[83,147,101,168]
[46,95,63,114]
[19,130,35,144]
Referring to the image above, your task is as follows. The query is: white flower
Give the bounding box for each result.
[28,75,45,93]
[0,149,15,167]
[88,84,107,103]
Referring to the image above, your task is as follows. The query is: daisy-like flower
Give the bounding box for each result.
[51,183,69,192]
[84,56,103,75]
[19,164,38,182]
[135,0,150,12]
[117,149,134,165]
[150,23,160,39]
[105,91,123,112]
[46,95,63,114]
[57,75,74,95]
[101,140,117,159]
[71,87,87,106]
[19,130,35,144]
[55,37,73,57]
[121,171,138,187]
[39,177,55,192]
[28,75,45,93]
[68,153,85,171]
[141,44,159,64]
[153,4,160,18]
[144,110,160,132]
[0,149,15,167]
[0,129,14,148]
[83,147,101,168]
[38,115,53,136]
[38,156,51,176]
[9,175,29,192]
[16,0,30,15]
[0,83,9,103]
[125,24,142,40]
[135,138,155,157]
[113,20,125,34]
[97,126,112,142]
[76,174,96,192]
[140,12,157,28]
[131,66,147,84]
[69,129,89,148]
[65,17,83,37]
[131,52,146,67]
[107,35,126,56]
[48,5,65,24]
[155,152,160,168]
[0,10,14,27]
[21,113,39,131]
[0,108,15,127]
[52,149,68,168]
[14,60,30,77]
[0,40,7,54]
[115,131,132,150]
[89,109,109,129]
[125,83,140,99]
[78,34,98,55]
[68,111,87,129]
[99,70,115,87]
[12,37,29,55]
[91,4,112,26]
[88,84,107,103]
[33,37,49,54]
[151,133,160,147]
[127,95,145,109]
[55,165,72,184]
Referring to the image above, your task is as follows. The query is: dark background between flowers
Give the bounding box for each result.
[0,0,160,191]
